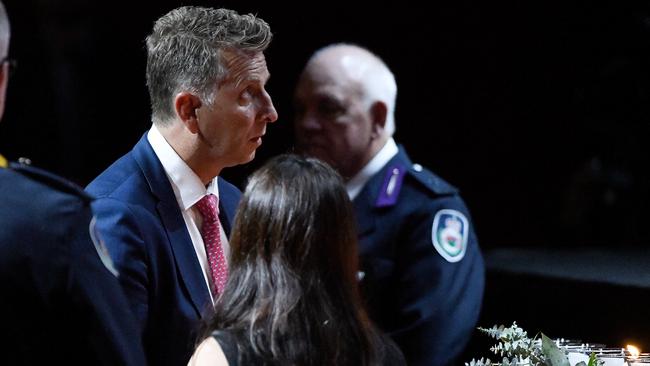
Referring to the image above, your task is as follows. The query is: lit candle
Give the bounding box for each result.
[625,345,650,366]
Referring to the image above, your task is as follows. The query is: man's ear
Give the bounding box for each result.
[174,92,202,134]
[370,101,388,138]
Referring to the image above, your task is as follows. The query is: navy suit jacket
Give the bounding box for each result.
[0,162,146,365]
[86,134,241,366]
[354,146,485,366]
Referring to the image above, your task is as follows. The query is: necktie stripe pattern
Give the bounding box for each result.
[195,194,228,297]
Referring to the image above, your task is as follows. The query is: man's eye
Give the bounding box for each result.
[239,88,253,105]
[318,101,344,117]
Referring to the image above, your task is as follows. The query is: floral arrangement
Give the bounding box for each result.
[466,322,602,366]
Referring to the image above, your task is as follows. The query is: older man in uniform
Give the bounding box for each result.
[0,2,146,364]
[294,43,485,366]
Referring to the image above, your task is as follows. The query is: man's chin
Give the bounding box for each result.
[242,151,256,165]
[307,153,337,168]
[223,151,256,169]
[299,146,327,160]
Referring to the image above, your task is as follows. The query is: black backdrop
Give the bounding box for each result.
[3,0,650,250]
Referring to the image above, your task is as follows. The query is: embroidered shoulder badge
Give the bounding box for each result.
[431,209,468,263]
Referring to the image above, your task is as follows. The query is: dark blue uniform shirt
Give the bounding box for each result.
[0,160,146,365]
[354,146,485,366]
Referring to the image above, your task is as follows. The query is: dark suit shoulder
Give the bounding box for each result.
[9,162,93,203]
[86,151,141,197]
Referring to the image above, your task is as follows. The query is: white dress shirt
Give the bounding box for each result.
[346,137,399,200]
[147,125,229,302]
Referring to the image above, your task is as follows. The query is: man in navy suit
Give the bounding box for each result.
[86,7,278,366]
[294,43,485,366]
[0,2,146,365]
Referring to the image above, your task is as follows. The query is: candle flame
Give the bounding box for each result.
[627,344,641,358]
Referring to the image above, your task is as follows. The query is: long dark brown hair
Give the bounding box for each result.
[203,154,389,365]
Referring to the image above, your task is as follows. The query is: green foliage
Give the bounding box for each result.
[587,353,600,366]
[465,322,603,366]
[467,322,543,365]
[466,358,494,366]
[570,352,600,366]
[541,333,570,366]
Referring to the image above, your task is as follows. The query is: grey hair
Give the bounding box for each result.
[312,43,397,136]
[145,6,272,125]
[0,1,10,58]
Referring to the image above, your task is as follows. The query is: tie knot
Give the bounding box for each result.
[196,194,219,223]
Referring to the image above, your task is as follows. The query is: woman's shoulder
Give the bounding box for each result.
[187,336,230,366]
[210,330,241,366]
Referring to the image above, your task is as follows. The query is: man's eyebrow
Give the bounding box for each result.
[235,72,271,88]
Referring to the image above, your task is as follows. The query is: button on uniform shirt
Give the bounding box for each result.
[147,125,229,302]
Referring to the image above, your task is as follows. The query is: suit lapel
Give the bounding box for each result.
[132,134,211,317]
[157,200,211,317]
[216,178,238,236]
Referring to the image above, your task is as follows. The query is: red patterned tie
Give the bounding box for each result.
[195,194,228,297]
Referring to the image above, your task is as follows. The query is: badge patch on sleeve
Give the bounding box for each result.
[431,209,468,263]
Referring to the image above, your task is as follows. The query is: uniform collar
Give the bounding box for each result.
[147,124,219,211]
[346,137,398,200]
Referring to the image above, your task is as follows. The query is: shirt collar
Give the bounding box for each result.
[147,124,219,211]
[346,137,398,200]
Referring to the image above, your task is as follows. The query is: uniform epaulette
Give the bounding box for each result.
[375,163,407,207]
[10,162,93,203]
[408,163,459,196]
[374,162,460,208]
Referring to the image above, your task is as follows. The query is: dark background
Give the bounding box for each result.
[4,0,650,249]
[3,0,650,356]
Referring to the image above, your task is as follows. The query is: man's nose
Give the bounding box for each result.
[297,112,322,131]
[260,91,279,123]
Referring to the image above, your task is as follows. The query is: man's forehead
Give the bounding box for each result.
[306,84,345,100]
[222,50,269,85]
[299,67,361,99]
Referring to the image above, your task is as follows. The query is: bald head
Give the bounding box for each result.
[303,44,397,135]
[294,44,398,179]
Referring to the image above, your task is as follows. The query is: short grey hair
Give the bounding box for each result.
[0,1,10,58]
[311,43,397,136]
[146,6,272,125]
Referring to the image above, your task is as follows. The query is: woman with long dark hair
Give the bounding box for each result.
[188,154,405,366]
